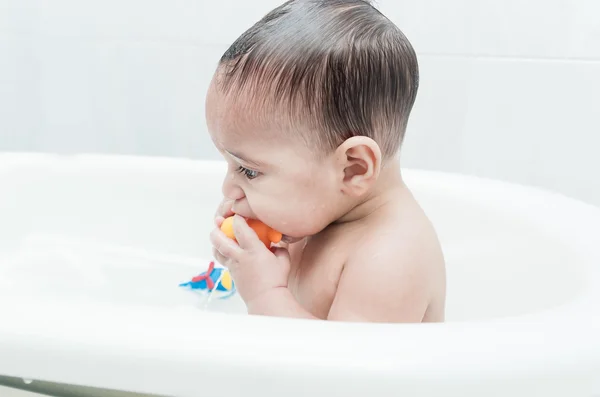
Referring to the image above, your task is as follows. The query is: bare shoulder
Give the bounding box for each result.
[327,194,446,322]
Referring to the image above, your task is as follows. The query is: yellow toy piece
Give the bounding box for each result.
[221,216,282,248]
[219,269,233,290]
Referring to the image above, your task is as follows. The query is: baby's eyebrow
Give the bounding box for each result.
[225,150,263,168]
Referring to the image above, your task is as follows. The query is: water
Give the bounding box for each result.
[0,233,246,313]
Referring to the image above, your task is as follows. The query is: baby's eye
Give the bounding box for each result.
[236,166,259,180]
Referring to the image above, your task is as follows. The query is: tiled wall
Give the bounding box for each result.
[0,0,598,205]
[378,0,600,206]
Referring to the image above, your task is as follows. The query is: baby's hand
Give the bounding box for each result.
[210,215,290,305]
[214,198,235,227]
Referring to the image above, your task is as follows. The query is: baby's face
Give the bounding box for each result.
[206,84,345,239]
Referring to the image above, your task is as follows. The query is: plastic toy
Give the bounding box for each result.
[179,261,236,299]
[220,216,282,248]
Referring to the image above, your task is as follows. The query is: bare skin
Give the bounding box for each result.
[288,187,445,322]
[207,78,446,323]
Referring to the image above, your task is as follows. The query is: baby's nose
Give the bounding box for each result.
[221,173,245,201]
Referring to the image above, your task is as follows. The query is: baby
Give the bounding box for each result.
[207,0,446,322]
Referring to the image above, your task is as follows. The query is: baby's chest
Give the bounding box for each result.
[287,242,346,319]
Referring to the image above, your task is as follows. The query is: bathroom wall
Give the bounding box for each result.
[0,0,599,206]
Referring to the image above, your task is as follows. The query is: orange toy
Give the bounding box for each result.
[220,216,282,248]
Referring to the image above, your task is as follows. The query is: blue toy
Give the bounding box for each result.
[179,261,236,299]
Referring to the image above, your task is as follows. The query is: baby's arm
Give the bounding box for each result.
[245,239,319,317]
[327,240,430,322]
[247,239,429,322]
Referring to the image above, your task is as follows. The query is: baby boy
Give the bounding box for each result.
[207,0,446,322]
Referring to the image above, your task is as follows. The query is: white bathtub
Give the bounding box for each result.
[0,153,598,397]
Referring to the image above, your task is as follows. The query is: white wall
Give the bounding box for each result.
[380,0,600,207]
[0,0,599,206]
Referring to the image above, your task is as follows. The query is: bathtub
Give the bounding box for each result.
[0,153,598,397]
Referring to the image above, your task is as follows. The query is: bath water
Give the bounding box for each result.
[0,233,246,313]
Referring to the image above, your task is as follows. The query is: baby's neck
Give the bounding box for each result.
[335,160,407,224]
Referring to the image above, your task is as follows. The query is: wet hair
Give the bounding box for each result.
[215,0,419,158]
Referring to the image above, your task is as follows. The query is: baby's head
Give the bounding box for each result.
[206,0,419,239]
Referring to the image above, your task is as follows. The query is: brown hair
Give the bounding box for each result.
[215,0,419,158]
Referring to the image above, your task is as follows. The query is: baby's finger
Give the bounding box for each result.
[216,199,235,219]
[271,247,290,263]
[214,215,225,228]
[212,248,231,268]
[232,215,263,251]
[210,228,242,260]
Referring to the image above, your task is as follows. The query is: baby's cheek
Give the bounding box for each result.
[289,204,323,231]
[261,202,298,231]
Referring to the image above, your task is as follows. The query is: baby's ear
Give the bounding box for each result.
[335,136,382,197]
